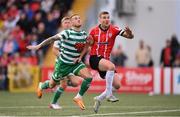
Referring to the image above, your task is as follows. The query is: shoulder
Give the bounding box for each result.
[89,25,99,34]
[81,30,87,35]
[111,24,121,31]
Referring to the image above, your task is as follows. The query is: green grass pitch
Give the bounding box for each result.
[0,91,180,116]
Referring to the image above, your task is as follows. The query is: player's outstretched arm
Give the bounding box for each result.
[27,35,61,50]
[122,26,134,39]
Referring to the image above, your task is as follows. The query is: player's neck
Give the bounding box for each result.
[99,24,109,31]
[71,26,81,32]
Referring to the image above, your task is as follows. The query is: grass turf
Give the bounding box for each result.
[0,91,180,116]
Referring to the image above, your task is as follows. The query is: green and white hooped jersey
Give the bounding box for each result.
[57,29,87,64]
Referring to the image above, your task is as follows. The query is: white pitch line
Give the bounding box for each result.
[0,105,178,109]
[82,109,180,117]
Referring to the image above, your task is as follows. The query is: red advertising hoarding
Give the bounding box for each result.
[41,67,154,93]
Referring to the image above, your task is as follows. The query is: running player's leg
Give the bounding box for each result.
[97,58,115,100]
[67,75,82,87]
[37,79,56,98]
[50,75,81,109]
[49,79,67,109]
[73,63,93,110]
[113,73,121,90]
[38,60,63,99]
[107,73,121,102]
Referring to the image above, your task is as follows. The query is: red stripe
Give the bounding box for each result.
[170,68,174,95]
[161,68,164,95]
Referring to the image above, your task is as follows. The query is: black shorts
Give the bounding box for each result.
[89,55,106,79]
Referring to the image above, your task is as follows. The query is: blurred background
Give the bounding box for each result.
[0,0,180,94]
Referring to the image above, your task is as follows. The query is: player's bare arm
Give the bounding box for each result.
[27,35,61,50]
[122,26,134,39]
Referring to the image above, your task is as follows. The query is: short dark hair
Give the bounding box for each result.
[99,11,109,17]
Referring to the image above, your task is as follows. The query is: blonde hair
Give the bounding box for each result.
[61,16,70,23]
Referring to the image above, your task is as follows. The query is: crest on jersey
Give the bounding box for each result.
[109,33,112,38]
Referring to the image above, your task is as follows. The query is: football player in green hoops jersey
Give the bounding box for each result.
[50,17,83,109]
[27,14,93,110]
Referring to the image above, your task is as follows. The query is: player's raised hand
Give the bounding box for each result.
[124,26,132,34]
[124,26,134,39]
[27,45,40,50]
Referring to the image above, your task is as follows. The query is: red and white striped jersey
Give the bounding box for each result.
[89,24,124,59]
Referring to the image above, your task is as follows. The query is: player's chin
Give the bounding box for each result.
[76,24,82,28]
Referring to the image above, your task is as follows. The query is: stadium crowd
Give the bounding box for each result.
[0,0,74,90]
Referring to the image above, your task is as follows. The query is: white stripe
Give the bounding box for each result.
[69,35,85,40]
[61,43,76,51]
[60,31,68,39]
[164,67,171,95]
[73,64,84,74]
[104,30,109,58]
[83,109,180,117]
[0,105,176,109]
[64,39,75,44]
[62,53,77,61]
[59,56,74,64]
[64,50,80,56]
[96,28,101,56]
[173,68,180,94]
[154,68,161,94]
[119,29,125,36]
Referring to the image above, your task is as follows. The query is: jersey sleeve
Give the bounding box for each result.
[53,40,61,48]
[57,30,69,40]
[114,26,124,36]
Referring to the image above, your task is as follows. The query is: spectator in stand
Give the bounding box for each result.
[135,40,150,67]
[0,62,6,90]
[2,34,19,56]
[147,45,154,67]
[36,22,49,55]
[111,45,127,67]
[160,39,172,67]
[28,32,43,64]
[23,3,34,21]
[0,26,9,56]
[30,11,44,33]
[171,34,180,65]
[173,51,180,67]
[0,52,10,90]
[11,25,25,43]
[44,12,58,36]
[17,11,31,34]
[41,0,55,13]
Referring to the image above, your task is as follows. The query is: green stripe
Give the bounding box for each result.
[59,57,74,64]
[63,48,78,53]
[64,41,74,47]
[63,50,80,56]
[68,38,86,42]
[61,43,76,51]
[61,35,66,39]
[65,30,69,37]
[61,54,74,61]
